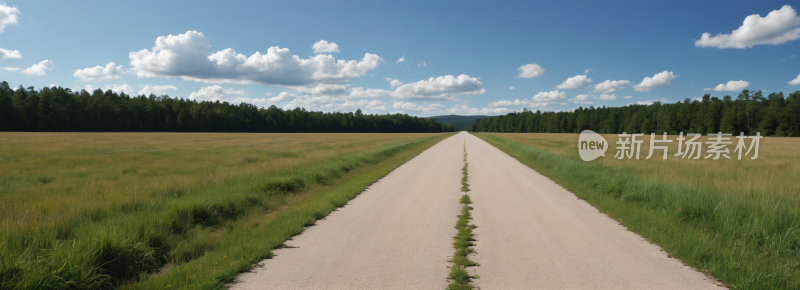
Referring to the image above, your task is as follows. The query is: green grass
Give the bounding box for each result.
[0,132,453,289]
[447,139,478,290]
[473,132,800,289]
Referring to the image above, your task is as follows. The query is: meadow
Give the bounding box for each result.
[0,132,452,289]
[474,132,800,289]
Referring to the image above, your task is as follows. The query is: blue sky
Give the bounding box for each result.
[1,0,799,116]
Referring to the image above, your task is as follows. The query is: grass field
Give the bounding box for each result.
[474,132,800,289]
[0,132,452,289]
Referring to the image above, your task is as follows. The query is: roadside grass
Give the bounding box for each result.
[0,132,452,289]
[447,139,478,290]
[473,133,800,289]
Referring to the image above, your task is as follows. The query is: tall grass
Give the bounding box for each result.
[0,132,451,289]
[473,133,800,289]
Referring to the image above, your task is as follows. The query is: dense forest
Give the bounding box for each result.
[427,115,490,130]
[0,82,456,133]
[470,90,800,137]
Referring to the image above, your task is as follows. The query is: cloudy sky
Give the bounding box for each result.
[1,1,799,116]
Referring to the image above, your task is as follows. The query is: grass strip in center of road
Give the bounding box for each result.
[447,139,478,290]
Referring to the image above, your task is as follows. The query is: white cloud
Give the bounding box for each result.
[623,96,633,99]
[3,67,18,71]
[599,93,617,100]
[789,74,800,85]
[392,101,445,114]
[695,5,800,49]
[479,107,515,114]
[267,91,299,103]
[138,85,177,96]
[532,90,567,102]
[704,80,750,91]
[517,63,545,78]
[446,104,480,115]
[105,84,133,94]
[509,86,515,90]
[628,98,669,106]
[287,83,348,95]
[418,61,426,67]
[281,94,385,112]
[0,2,20,33]
[189,85,247,101]
[556,75,592,89]
[129,31,382,86]
[569,94,593,104]
[384,77,404,88]
[312,40,340,53]
[349,74,485,100]
[594,79,630,93]
[0,48,21,61]
[487,90,565,109]
[73,62,124,82]
[584,69,593,74]
[21,60,54,76]
[396,55,405,63]
[633,71,678,92]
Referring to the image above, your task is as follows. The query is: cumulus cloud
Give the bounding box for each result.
[695,5,800,49]
[623,96,633,99]
[349,74,485,100]
[129,31,382,87]
[73,62,124,82]
[487,90,565,109]
[594,79,630,93]
[517,63,545,78]
[392,101,445,114]
[788,74,800,85]
[312,40,340,53]
[189,85,247,101]
[628,98,669,106]
[138,85,177,96]
[0,48,21,61]
[704,80,750,91]
[532,90,567,102]
[418,61,426,67]
[0,2,20,33]
[569,94,593,104]
[584,69,593,74]
[396,55,405,63]
[446,104,480,115]
[267,91,298,103]
[105,84,133,94]
[509,86,515,90]
[278,94,387,112]
[599,93,617,100]
[3,67,18,71]
[21,60,54,76]
[556,75,592,89]
[384,77,404,88]
[288,83,348,95]
[633,71,678,92]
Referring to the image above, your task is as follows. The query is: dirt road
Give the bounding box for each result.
[230,133,465,290]
[231,132,723,289]
[464,133,723,289]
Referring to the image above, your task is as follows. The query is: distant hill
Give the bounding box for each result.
[427,115,490,130]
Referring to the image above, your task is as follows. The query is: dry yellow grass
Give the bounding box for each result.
[483,133,800,199]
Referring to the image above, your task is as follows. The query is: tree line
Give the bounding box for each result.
[469,90,800,137]
[0,82,457,133]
